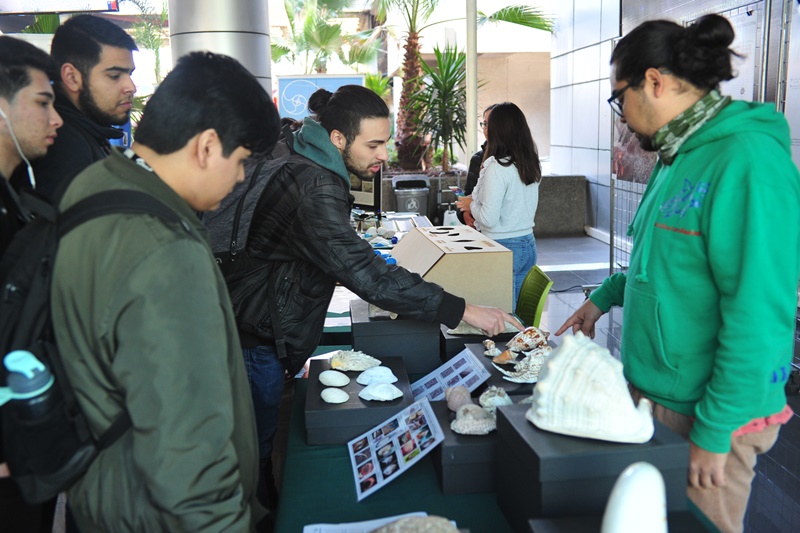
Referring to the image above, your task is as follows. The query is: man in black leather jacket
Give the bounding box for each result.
[232,85,520,515]
[25,15,137,200]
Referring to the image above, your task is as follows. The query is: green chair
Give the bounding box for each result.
[514,265,554,328]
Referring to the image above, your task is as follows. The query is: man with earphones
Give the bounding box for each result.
[0,35,63,533]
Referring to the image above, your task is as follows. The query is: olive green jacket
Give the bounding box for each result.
[52,149,263,532]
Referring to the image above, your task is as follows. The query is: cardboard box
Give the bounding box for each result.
[496,404,688,531]
[350,299,440,374]
[439,324,516,362]
[304,357,414,445]
[391,226,513,311]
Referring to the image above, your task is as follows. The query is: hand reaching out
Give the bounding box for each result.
[554,298,604,338]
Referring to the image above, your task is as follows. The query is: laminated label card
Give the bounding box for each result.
[347,398,443,501]
[410,348,490,402]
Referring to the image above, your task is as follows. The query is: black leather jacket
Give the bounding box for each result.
[233,140,465,375]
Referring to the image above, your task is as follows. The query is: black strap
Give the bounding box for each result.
[58,190,183,237]
[229,160,267,260]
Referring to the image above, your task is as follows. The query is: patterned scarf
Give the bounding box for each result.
[651,90,731,165]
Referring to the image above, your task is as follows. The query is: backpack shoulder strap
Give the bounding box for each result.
[58,189,183,237]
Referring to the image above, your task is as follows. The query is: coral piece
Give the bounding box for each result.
[526,332,655,444]
[492,346,550,383]
[506,326,550,352]
[479,386,513,414]
[358,383,403,402]
[320,387,349,404]
[371,515,459,533]
[356,366,398,385]
[330,350,381,372]
[445,385,473,412]
[450,404,496,435]
[319,370,350,387]
[492,349,517,364]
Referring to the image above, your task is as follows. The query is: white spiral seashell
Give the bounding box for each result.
[506,326,550,352]
[359,383,403,401]
[321,387,350,404]
[319,370,350,387]
[445,385,473,412]
[356,366,398,385]
[479,386,513,414]
[525,332,655,443]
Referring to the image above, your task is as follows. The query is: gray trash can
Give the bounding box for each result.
[392,175,430,215]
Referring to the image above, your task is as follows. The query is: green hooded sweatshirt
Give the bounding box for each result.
[292,117,351,187]
[591,100,800,454]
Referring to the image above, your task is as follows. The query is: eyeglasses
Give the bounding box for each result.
[607,84,630,117]
[479,121,488,127]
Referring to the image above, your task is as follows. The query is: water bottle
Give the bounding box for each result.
[4,350,56,420]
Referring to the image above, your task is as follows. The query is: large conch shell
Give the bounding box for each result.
[330,350,381,371]
[492,346,550,383]
[506,326,550,352]
[358,383,403,401]
[450,404,496,435]
[526,332,654,443]
[479,386,513,414]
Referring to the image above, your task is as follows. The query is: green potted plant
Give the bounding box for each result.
[408,45,467,173]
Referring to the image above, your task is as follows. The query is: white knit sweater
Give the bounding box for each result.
[471,156,539,240]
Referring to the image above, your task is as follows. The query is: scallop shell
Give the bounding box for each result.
[492,349,517,364]
[358,383,403,402]
[506,326,550,352]
[445,385,473,412]
[525,332,654,443]
[356,366,398,385]
[479,386,513,414]
[320,387,349,404]
[330,350,381,371]
[319,370,350,387]
[450,404,496,435]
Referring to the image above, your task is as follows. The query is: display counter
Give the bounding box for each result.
[274,377,514,532]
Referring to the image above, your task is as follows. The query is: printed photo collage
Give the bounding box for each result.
[410,348,491,402]
[347,398,443,501]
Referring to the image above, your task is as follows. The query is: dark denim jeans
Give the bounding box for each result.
[495,233,537,308]
[241,345,285,462]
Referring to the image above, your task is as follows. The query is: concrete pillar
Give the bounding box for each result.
[167,0,272,92]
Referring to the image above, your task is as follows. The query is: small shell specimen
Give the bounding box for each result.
[484,347,502,357]
[319,370,350,387]
[506,326,550,352]
[450,404,496,435]
[445,385,473,412]
[492,346,550,383]
[371,515,459,533]
[483,339,496,350]
[492,349,517,364]
[526,332,654,444]
[359,383,403,402]
[321,387,349,404]
[330,350,381,372]
[479,386,513,414]
[356,366,398,385]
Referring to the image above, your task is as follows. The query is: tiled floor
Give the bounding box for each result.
[535,235,800,533]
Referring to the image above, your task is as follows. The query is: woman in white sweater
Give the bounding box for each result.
[456,102,541,306]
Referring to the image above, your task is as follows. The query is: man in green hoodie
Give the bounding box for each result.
[227,84,521,513]
[556,15,800,533]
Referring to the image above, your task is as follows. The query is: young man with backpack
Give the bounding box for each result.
[47,51,280,531]
[0,35,63,533]
[216,85,521,509]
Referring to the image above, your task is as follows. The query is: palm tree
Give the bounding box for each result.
[371,1,553,170]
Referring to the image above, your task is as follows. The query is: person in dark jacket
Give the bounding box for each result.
[0,36,63,533]
[233,85,521,511]
[458,104,495,226]
[25,14,137,200]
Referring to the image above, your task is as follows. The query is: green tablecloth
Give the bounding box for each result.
[273,378,514,532]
